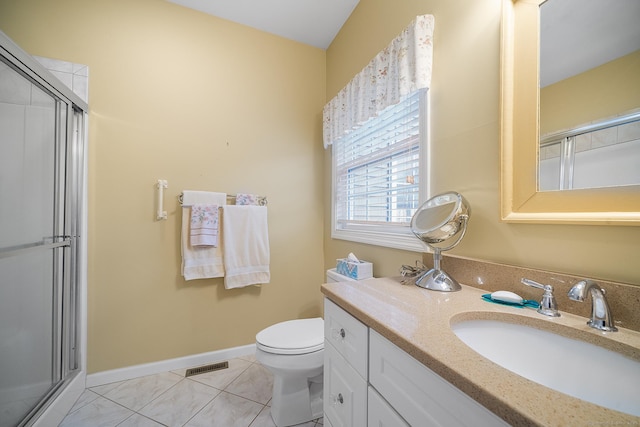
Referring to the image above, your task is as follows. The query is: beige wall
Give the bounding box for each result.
[3,0,640,374]
[540,49,640,135]
[324,0,640,284]
[1,0,326,373]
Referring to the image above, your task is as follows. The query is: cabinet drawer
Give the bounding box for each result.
[324,298,368,378]
[369,330,509,427]
[324,341,368,427]
[368,386,409,427]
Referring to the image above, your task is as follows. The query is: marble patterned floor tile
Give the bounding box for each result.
[238,353,257,363]
[117,413,166,427]
[68,389,100,413]
[188,358,252,390]
[103,372,183,411]
[184,391,263,427]
[249,406,277,427]
[139,378,219,427]
[60,363,323,427]
[59,396,132,427]
[225,363,273,404]
[90,380,126,396]
[248,406,318,427]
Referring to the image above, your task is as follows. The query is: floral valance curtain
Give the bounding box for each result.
[323,15,435,148]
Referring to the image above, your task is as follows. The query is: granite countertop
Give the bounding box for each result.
[321,277,640,426]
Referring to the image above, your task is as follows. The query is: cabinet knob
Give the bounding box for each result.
[331,392,344,406]
[331,327,346,340]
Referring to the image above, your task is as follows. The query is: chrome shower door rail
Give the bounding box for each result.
[0,239,71,259]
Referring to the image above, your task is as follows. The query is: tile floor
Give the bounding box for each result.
[59,354,323,427]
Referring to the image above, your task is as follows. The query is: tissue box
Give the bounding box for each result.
[336,259,373,280]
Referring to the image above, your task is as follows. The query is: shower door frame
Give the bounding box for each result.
[0,31,88,427]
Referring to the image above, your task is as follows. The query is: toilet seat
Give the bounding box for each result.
[256,318,324,355]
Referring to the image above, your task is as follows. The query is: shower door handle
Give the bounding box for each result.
[0,237,71,259]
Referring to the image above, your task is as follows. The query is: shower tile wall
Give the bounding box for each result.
[35,56,89,103]
[539,118,640,190]
[540,119,640,160]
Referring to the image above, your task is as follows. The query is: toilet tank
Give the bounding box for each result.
[326,268,357,283]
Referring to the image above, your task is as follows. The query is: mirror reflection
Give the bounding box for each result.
[407,192,470,292]
[538,0,640,191]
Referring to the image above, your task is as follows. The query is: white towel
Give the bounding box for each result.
[181,191,226,280]
[222,205,270,289]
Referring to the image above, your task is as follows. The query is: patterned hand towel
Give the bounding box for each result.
[236,193,260,206]
[181,191,226,280]
[190,204,219,247]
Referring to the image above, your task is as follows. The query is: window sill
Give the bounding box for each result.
[331,228,427,252]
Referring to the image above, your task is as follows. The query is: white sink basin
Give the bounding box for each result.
[451,318,640,416]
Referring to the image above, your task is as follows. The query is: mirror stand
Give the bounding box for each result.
[409,192,471,292]
[413,220,469,292]
[413,247,461,291]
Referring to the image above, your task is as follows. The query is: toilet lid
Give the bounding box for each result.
[256,318,324,355]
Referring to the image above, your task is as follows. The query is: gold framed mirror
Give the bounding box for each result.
[500,0,640,225]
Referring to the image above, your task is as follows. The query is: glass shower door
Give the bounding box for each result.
[0,57,76,427]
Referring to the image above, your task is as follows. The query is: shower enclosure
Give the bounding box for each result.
[0,32,87,427]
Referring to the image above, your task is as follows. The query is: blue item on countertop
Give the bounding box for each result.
[336,253,373,280]
[481,291,539,309]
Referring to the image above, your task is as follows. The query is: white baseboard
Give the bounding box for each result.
[86,344,256,388]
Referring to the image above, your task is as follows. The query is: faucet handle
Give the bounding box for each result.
[521,278,561,317]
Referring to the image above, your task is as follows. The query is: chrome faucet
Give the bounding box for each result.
[568,280,618,332]
[521,278,560,317]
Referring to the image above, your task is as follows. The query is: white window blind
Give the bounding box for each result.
[332,89,428,250]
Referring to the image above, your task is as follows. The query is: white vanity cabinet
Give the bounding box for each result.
[324,298,509,427]
[324,341,368,426]
[324,299,368,378]
[369,329,509,427]
[368,386,409,427]
[324,298,368,426]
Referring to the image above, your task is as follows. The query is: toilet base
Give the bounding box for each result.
[270,373,323,427]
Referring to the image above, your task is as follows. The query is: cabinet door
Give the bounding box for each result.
[324,298,369,379]
[368,386,409,427]
[369,330,509,427]
[324,341,367,427]
[324,415,334,427]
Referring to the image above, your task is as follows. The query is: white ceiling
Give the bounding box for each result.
[540,0,640,87]
[167,0,639,83]
[166,0,360,49]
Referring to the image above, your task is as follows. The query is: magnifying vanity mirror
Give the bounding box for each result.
[408,192,471,292]
[500,0,640,225]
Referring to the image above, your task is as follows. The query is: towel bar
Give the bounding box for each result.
[179,193,267,206]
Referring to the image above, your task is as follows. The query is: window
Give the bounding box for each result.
[332,89,429,251]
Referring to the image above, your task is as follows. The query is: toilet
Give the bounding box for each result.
[255,269,356,427]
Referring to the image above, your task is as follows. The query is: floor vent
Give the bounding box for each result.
[185,361,229,377]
